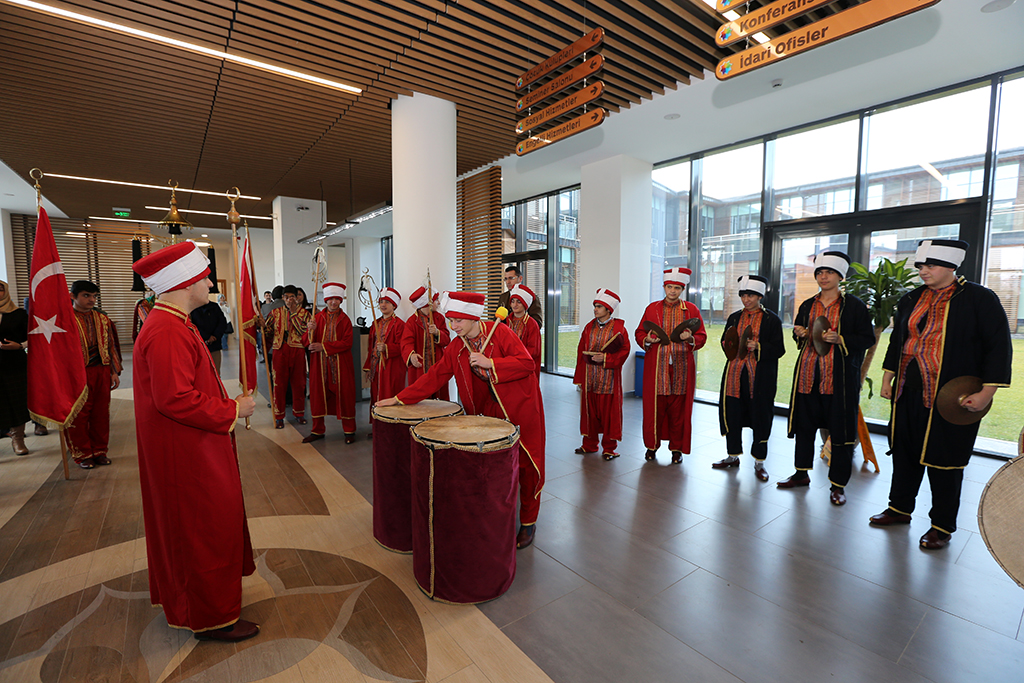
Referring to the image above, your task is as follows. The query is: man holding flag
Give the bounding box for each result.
[27,207,87,457]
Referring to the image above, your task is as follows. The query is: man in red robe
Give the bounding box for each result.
[635,267,707,464]
[574,288,629,460]
[267,284,311,429]
[363,287,406,422]
[302,282,357,444]
[505,284,542,378]
[132,241,258,642]
[376,291,546,549]
[401,286,450,400]
[67,280,122,469]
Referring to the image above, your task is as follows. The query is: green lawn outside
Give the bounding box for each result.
[548,323,1022,443]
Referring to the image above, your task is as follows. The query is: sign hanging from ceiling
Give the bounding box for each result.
[716,0,835,47]
[517,55,604,111]
[517,82,604,134]
[112,207,131,218]
[516,109,608,156]
[516,27,605,90]
[715,0,941,80]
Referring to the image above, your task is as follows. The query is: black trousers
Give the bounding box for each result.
[724,370,768,460]
[889,361,966,534]
[792,376,852,487]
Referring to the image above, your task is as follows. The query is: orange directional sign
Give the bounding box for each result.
[717,0,834,47]
[516,27,605,90]
[516,109,608,156]
[517,82,604,134]
[517,55,604,111]
[716,0,749,11]
[716,0,941,81]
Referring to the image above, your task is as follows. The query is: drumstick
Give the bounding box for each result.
[479,307,509,353]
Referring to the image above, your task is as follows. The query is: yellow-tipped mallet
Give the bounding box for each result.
[479,306,509,352]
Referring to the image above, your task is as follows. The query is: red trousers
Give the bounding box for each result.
[311,415,356,436]
[652,394,688,452]
[581,392,620,454]
[67,363,111,462]
[272,345,307,419]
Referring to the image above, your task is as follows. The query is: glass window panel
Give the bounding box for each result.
[652,161,691,301]
[695,144,763,393]
[864,85,991,209]
[524,197,547,251]
[983,74,1024,447]
[556,188,581,374]
[772,119,859,220]
[501,203,517,254]
[867,224,959,272]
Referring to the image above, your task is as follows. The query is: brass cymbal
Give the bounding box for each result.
[669,318,701,343]
[722,326,740,360]
[811,316,831,356]
[643,320,670,345]
[936,375,991,426]
[737,325,753,360]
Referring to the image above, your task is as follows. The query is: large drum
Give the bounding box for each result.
[410,415,520,604]
[370,400,463,553]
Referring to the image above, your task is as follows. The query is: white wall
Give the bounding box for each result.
[272,196,327,292]
[579,154,653,388]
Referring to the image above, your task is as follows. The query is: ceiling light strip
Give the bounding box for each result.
[5,0,362,95]
[48,173,261,200]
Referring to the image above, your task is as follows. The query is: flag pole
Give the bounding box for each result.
[226,189,251,430]
[245,223,274,406]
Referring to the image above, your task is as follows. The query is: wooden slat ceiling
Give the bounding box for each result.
[0,0,865,225]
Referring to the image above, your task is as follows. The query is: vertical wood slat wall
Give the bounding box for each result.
[456,166,502,311]
[11,214,151,348]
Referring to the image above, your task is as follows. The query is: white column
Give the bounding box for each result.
[272,196,326,295]
[391,93,457,318]
[579,154,653,388]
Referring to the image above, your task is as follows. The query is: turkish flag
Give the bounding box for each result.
[238,233,258,395]
[27,207,87,427]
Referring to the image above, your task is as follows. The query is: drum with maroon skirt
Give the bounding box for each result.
[370,400,463,553]
[409,415,520,604]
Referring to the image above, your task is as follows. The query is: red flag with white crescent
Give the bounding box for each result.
[239,233,258,394]
[27,207,87,427]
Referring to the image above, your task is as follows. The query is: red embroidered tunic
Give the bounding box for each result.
[896,282,956,408]
[725,308,763,399]
[796,295,841,395]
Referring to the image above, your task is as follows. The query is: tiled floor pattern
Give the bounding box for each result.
[1,350,1022,682]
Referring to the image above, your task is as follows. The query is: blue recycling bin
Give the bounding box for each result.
[634,350,645,398]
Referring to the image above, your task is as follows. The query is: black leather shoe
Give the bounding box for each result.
[919,529,951,550]
[275,419,284,429]
[869,509,912,526]
[776,473,810,489]
[516,525,536,549]
[670,451,683,464]
[712,457,740,469]
[344,434,356,444]
[602,451,620,461]
[302,433,324,443]
[194,619,260,642]
[645,449,657,461]
[296,417,308,425]
[574,447,597,455]
[829,487,847,506]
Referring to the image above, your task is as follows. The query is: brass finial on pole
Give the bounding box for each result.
[29,168,43,211]
[226,187,251,430]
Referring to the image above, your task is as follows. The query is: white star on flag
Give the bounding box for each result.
[29,315,67,343]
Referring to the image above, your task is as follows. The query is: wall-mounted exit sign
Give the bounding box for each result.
[113,207,131,218]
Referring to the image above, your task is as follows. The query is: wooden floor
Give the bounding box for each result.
[0,385,553,683]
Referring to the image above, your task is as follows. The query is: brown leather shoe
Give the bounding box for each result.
[194,619,260,642]
[776,473,810,489]
[670,451,683,464]
[275,419,284,429]
[712,457,740,469]
[829,487,847,506]
[574,447,597,455]
[919,529,951,550]
[645,449,657,461]
[296,417,307,425]
[34,424,48,436]
[344,434,356,444]
[869,509,912,526]
[516,525,536,549]
[302,433,324,443]
[754,465,769,482]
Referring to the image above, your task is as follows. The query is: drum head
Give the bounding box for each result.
[722,326,740,361]
[811,316,831,356]
[979,456,1024,589]
[412,415,519,452]
[372,399,463,424]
